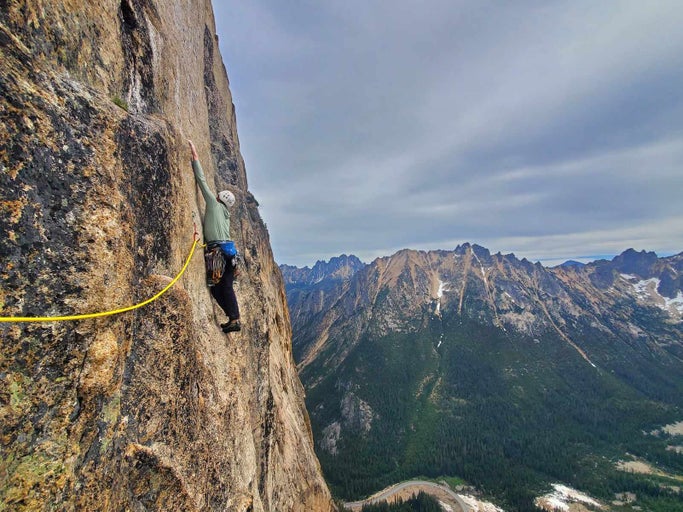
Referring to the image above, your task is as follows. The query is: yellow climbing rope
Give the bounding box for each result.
[0,237,200,323]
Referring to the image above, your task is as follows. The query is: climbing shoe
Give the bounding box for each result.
[223,320,241,333]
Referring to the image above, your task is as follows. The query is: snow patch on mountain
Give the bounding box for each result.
[471,251,488,283]
[535,483,603,511]
[438,501,453,512]
[666,292,683,313]
[634,277,660,298]
[435,279,449,315]
[620,275,683,316]
[460,494,506,512]
[502,291,516,304]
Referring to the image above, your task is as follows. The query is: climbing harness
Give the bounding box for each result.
[204,240,239,286]
[204,244,226,286]
[0,231,201,323]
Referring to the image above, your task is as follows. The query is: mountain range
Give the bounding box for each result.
[281,245,683,511]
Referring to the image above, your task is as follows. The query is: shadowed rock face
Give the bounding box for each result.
[0,2,332,511]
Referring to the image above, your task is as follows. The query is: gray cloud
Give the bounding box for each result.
[213,1,683,266]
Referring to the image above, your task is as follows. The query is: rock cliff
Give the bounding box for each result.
[0,1,333,510]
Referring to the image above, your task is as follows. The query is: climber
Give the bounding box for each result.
[188,140,241,333]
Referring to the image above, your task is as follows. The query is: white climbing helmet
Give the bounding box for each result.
[218,190,235,208]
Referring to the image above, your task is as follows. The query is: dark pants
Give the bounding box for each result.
[210,257,240,320]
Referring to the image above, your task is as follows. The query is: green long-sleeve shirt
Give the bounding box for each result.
[192,159,231,242]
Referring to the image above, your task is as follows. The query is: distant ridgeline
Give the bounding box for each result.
[281,245,683,511]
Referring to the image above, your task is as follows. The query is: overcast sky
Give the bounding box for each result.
[213,1,683,268]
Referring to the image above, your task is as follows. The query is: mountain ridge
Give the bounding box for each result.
[282,243,683,509]
[282,245,683,374]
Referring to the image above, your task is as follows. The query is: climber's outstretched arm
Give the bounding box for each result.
[188,139,215,204]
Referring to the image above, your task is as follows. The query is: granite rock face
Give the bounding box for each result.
[0,2,332,510]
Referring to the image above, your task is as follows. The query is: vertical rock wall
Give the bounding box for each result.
[0,1,333,510]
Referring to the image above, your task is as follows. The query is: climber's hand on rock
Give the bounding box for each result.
[188,140,198,161]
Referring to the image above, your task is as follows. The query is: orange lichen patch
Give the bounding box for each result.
[0,197,28,224]
[80,163,96,178]
[1,153,25,180]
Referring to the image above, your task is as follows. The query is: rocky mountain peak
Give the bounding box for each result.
[470,243,492,260]
[281,254,365,288]
[576,248,683,301]
[556,260,586,268]
[611,248,660,276]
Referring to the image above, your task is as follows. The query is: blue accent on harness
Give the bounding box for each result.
[215,240,237,257]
